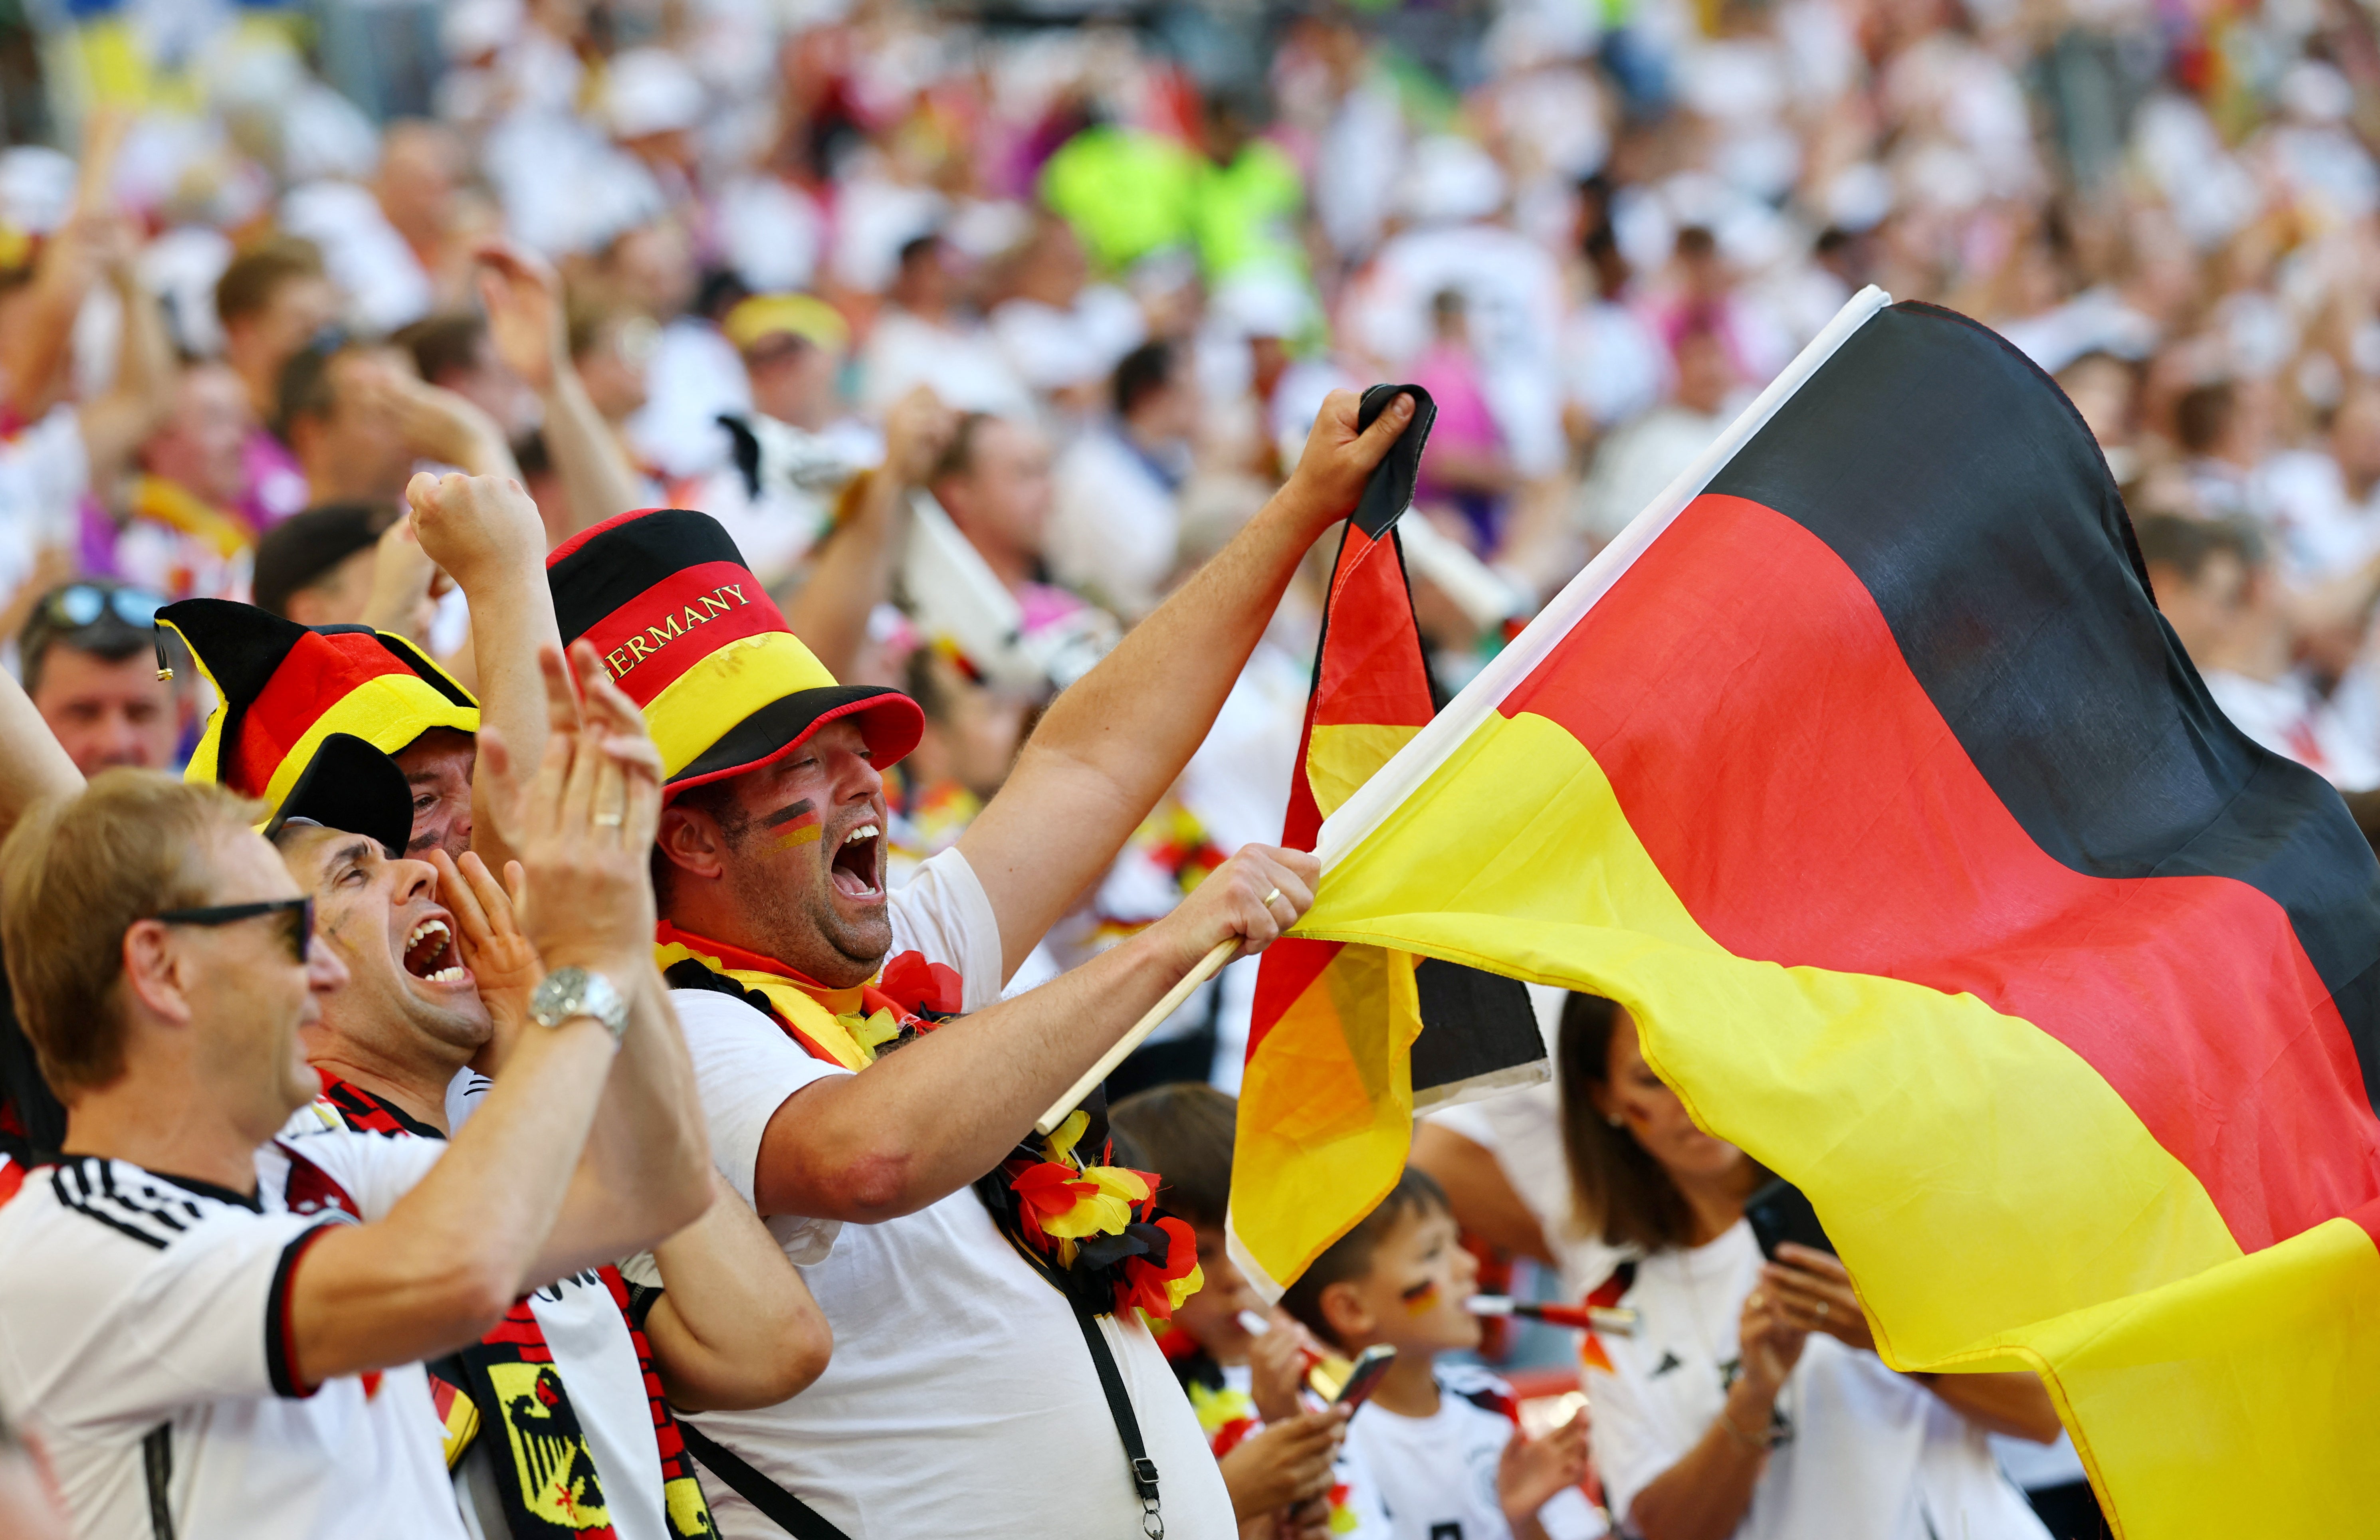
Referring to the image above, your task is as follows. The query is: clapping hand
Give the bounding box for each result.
[477,641,664,982]
[1497,1408,1590,1522]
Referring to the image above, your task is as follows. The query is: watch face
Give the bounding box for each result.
[535,968,625,1037]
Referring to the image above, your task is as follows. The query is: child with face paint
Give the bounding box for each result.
[1280,1168,1602,1540]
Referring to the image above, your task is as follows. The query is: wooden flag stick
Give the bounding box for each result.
[1034,936,1240,1136]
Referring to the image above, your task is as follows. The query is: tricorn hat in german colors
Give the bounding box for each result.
[156,598,480,835]
[544,507,924,790]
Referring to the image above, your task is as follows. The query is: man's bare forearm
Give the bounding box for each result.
[536,972,711,1283]
[79,271,176,484]
[644,1172,832,1411]
[959,485,1327,978]
[541,368,642,537]
[754,923,1184,1222]
[0,668,83,838]
[781,471,902,680]
[465,572,563,870]
[294,1015,626,1380]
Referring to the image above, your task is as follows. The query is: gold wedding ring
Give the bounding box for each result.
[1260,887,1283,909]
[594,810,625,827]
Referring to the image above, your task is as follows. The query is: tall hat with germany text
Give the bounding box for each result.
[545,508,923,790]
[157,598,480,844]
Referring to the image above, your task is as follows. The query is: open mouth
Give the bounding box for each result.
[829,821,883,901]
[401,917,468,984]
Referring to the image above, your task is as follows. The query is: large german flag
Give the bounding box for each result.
[1286,291,2380,1535]
[1232,384,1544,1301]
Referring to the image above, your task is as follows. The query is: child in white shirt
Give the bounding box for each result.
[1280,1168,1602,1540]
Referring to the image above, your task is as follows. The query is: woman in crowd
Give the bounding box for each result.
[1557,993,2061,1540]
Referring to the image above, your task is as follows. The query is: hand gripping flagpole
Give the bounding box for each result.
[1036,886,1281,1136]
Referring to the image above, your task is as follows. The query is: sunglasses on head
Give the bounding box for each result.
[149,896,315,964]
[38,583,164,634]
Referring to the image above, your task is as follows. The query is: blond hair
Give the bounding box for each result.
[0,772,261,1098]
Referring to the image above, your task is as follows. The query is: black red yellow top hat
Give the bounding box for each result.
[156,599,480,821]
[545,508,923,791]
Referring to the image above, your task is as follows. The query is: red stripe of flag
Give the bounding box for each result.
[1507,493,2380,1249]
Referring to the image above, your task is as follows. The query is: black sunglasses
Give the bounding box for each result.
[150,896,315,964]
[38,583,164,634]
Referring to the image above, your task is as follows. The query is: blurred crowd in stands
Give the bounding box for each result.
[6,0,2380,812]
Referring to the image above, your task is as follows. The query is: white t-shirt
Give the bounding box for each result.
[0,1134,464,1540]
[672,846,1237,1539]
[1348,1365,1604,1540]
[346,1088,674,1540]
[1584,1222,2050,1540]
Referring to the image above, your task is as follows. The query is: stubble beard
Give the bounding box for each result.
[735,856,891,987]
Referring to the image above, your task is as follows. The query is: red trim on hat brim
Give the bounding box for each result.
[663,690,926,802]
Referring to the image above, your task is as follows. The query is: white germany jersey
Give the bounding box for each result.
[0,1132,465,1540]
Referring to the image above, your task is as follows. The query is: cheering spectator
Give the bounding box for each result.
[1280,1166,1597,1540]
[104,363,261,603]
[1109,1082,1373,1539]
[214,238,339,527]
[276,341,516,511]
[1576,315,1745,548]
[267,742,827,1535]
[2136,512,2380,790]
[860,233,1033,420]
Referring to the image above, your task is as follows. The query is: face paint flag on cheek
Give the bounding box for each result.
[764,798,821,849]
[1400,1278,1441,1316]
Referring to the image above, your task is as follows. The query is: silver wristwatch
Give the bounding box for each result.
[528,967,628,1042]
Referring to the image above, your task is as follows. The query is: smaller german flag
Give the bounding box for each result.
[1231,385,1546,1301]
[762,798,823,849]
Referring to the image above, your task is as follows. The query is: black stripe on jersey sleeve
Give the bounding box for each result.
[266,1224,338,1399]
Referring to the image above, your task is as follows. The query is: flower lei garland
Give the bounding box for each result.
[658,931,1203,1320]
[1000,1108,1205,1318]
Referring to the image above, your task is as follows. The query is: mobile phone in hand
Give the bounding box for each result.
[1745,1178,1835,1261]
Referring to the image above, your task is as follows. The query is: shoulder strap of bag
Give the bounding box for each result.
[993,1214,1165,1538]
[1063,1290,1165,1539]
[676,1423,855,1540]
[143,1422,174,1540]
